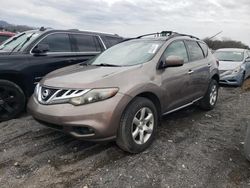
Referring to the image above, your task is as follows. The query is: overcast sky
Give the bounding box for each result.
[0,0,250,45]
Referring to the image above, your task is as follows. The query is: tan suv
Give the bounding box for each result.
[28,31,219,153]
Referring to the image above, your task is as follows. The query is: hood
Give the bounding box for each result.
[42,64,141,89]
[218,61,243,71]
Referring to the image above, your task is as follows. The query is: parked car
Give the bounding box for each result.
[28,31,219,153]
[0,31,15,44]
[0,28,123,121]
[214,48,250,86]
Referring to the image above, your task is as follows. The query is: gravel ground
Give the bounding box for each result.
[0,80,250,188]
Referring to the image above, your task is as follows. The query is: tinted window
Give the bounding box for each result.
[39,33,71,52]
[186,41,204,61]
[106,36,122,46]
[101,36,122,48]
[199,42,208,57]
[163,41,188,63]
[73,34,101,52]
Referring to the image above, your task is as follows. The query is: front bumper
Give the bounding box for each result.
[219,72,243,86]
[27,93,131,141]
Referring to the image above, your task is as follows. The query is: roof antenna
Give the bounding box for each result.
[207,31,223,40]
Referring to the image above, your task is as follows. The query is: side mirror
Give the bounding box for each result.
[163,55,184,68]
[246,57,250,62]
[32,44,49,55]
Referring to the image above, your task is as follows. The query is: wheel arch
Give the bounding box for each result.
[0,72,28,97]
[211,73,219,83]
[135,92,162,118]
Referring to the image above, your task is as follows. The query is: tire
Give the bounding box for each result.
[0,80,26,122]
[240,72,245,87]
[199,79,219,111]
[116,97,158,153]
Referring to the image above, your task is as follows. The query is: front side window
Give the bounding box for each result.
[199,42,209,57]
[162,41,188,63]
[90,40,164,66]
[38,33,71,52]
[73,34,101,52]
[186,41,204,61]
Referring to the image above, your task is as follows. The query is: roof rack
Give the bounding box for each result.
[136,31,200,40]
[67,29,80,31]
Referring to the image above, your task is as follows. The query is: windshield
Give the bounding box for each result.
[0,31,41,52]
[91,40,164,66]
[214,51,244,62]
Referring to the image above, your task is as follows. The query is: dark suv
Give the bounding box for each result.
[0,28,123,121]
[28,31,220,153]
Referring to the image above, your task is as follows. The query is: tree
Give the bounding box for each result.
[203,38,250,50]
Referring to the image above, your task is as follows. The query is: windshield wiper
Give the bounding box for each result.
[9,33,35,54]
[16,33,35,52]
[94,63,121,67]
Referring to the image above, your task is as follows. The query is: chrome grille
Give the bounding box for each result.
[37,85,90,105]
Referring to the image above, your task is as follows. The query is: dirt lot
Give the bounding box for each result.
[1,80,250,188]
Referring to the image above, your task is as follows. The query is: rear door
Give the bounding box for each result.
[70,34,103,64]
[185,40,210,100]
[160,40,193,112]
[26,33,78,84]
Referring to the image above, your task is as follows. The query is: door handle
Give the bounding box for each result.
[188,70,194,74]
[208,63,212,67]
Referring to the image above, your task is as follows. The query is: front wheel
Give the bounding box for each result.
[199,79,219,111]
[116,97,158,153]
[0,80,26,122]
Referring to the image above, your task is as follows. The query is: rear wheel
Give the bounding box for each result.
[116,97,158,153]
[0,80,26,122]
[199,79,219,110]
[240,72,245,86]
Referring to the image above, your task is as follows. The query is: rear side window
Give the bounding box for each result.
[199,42,208,57]
[39,33,71,52]
[163,41,188,63]
[72,34,101,52]
[186,41,204,61]
[101,36,122,48]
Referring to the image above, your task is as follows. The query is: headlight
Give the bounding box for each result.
[232,66,242,74]
[222,66,243,76]
[69,88,119,106]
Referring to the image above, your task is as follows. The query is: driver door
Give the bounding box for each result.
[160,40,193,113]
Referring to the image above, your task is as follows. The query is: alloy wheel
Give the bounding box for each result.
[209,85,217,106]
[131,107,154,145]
